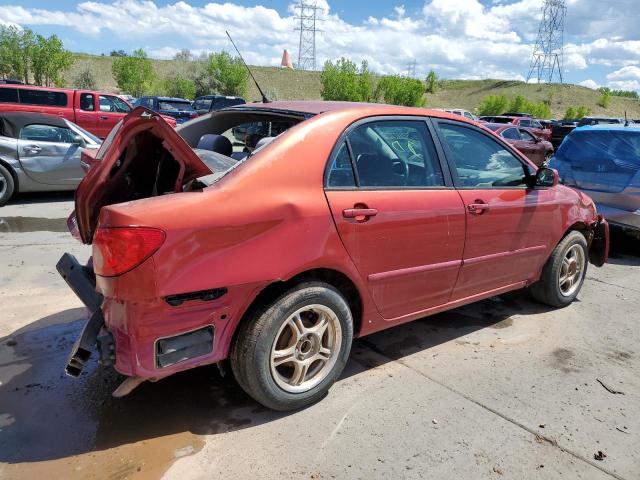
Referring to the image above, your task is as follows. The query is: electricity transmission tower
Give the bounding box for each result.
[407,59,417,78]
[294,2,322,71]
[526,0,567,84]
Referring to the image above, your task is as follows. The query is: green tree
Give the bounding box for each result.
[31,34,72,86]
[563,106,577,120]
[597,91,611,108]
[426,70,438,94]
[507,95,527,113]
[202,51,249,97]
[173,49,193,62]
[526,101,551,119]
[163,74,196,99]
[0,26,35,82]
[110,50,127,57]
[72,67,97,90]
[112,48,156,97]
[476,95,508,116]
[375,75,425,107]
[320,58,374,102]
[575,105,591,118]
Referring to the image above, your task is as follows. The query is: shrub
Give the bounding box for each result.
[597,92,611,109]
[476,95,508,116]
[426,70,438,94]
[72,67,97,90]
[375,75,425,107]
[163,74,196,99]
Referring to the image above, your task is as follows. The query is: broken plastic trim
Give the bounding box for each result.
[155,326,214,368]
[164,287,228,307]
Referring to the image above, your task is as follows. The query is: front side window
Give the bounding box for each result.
[0,87,19,103]
[18,89,67,107]
[343,120,444,188]
[20,124,73,143]
[99,95,131,113]
[519,129,537,142]
[438,123,527,188]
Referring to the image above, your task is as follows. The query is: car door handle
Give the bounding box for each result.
[23,145,41,153]
[99,116,109,120]
[343,207,378,219]
[467,202,490,214]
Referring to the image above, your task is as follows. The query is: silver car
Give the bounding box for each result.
[550,124,640,235]
[0,112,101,205]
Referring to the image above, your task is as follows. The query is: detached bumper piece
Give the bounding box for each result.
[156,326,214,368]
[56,253,105,377]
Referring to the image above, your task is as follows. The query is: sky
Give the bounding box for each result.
[1,0,639,91]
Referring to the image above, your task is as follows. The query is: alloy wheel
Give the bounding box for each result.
[270,304,342,393]
[558,244,585,297]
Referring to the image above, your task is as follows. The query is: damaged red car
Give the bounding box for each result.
[58,103,609,411]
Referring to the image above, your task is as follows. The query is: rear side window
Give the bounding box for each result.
[18,89,67,107]
[501,128,520,140]
[327,141,356,187]
[20,124,73,143]
[0,87,19,103]
[328,120,445,189]
[438,123,527,188]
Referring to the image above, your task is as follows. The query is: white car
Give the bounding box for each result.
[434,108,478,121]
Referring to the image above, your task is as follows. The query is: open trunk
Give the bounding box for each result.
[74,107,215,244]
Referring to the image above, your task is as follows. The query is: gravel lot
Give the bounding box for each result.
[1,192,639,480]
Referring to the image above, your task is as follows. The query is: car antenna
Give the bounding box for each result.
[624,110,629,127]
[226,31,270,104]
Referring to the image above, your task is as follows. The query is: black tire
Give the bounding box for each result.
[530,231,588,308]
[231,282,353,411]
[0,164,15,207]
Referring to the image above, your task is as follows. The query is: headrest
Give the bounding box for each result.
[197,134,232,157]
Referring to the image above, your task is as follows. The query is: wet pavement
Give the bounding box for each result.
[1,197,640,480]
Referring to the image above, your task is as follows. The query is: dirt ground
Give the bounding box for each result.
[1,192,639,480]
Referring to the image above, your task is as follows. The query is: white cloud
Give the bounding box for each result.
[606,65,640,91]
[578,79,599,89]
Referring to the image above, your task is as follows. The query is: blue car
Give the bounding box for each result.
[133,96,197,124]
[550,124,640,234]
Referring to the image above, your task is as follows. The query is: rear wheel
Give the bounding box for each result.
[530,231,588,307]
[0,164,15,206]
[231,282,353,411]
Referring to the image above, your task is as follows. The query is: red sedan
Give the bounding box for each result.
[58,102,609,411]
[479,115,552,141]
[484,123,554,166]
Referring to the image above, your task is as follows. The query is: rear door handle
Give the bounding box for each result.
[99,115,109,120]
[343,208,378,220]
[467,202,490,214]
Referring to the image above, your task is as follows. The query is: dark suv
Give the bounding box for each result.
[193,95,245,115]
[133,96,197,124]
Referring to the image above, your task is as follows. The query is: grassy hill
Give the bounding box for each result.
[64,54,640,119]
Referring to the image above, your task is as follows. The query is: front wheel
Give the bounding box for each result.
[231,282,353,411]
[530,231,588,307]
[0,164,15,207]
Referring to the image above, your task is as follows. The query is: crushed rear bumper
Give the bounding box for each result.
[56,253,107,377]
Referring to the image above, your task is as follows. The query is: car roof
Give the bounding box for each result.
[197,95,243,100]
[0,111,70,138]
[155,97,191,102]
[574,124,640,132]
[227,100,478,123]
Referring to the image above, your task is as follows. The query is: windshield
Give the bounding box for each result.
[158,101,194,112]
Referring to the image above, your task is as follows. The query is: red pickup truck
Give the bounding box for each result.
[0,84,176,138]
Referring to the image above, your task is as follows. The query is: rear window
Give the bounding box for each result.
[0,87,19,103]
[158,101,194,112]
[491,117,514,124]
[557,130,640,168]
[18,89,68,107]
[194,98,212,111]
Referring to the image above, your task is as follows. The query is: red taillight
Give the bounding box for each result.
[92,227,165,277]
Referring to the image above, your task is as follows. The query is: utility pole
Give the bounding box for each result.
[526,0,567,84]
[294,2,322,71]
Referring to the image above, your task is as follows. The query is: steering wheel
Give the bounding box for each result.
[392,158,410,184]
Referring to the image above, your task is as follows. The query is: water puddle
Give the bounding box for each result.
[0,217,67,233]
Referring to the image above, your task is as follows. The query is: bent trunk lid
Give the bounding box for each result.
[74,107,211,244]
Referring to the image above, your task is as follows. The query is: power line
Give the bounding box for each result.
[526,0,567,84]
[407,59,417,78]
[294,2,323,71]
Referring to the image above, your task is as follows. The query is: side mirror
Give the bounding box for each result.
[535,167,558,188]
[72,135,87,148]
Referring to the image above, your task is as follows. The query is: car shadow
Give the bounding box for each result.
[607,227,640,266]
[5,191,74,206]
[0,290,552,465]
